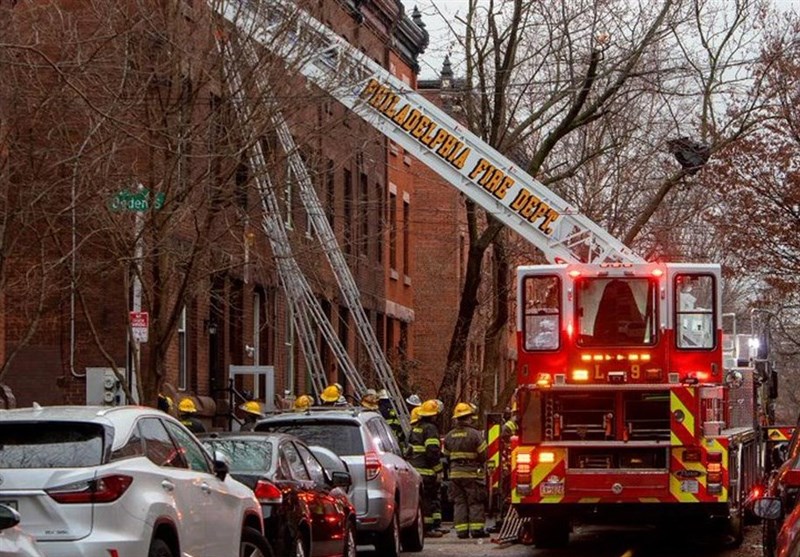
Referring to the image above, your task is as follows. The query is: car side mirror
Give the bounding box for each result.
[0,504,20,531]
[753,497,782,520]
[330,471,352,489]
[213,450,230,481]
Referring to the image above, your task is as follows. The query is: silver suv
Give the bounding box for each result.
[256,407,424,556]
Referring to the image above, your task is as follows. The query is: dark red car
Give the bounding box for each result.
[751,425,800,557]
[201,432,356,557]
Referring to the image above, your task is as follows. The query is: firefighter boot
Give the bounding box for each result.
[471,529,489,539]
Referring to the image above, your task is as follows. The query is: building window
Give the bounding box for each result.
[253,291,261,366]
[344,168,353,253]
[386,317,395,362]
[326,159,335,228]
[178,306,188,390]
[360,171,369,256]
[403,199,410,278]
[389,192,397,271]
[338,306,350,391]
[375,182,383,263]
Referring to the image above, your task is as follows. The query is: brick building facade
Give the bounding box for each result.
[0,0,430,419]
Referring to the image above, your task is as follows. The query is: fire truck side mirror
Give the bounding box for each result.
[752,497,782,520]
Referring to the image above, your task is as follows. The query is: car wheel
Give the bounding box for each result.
[342,520,357,557]
[375,508,400,557]
[240,526,274,557]
[400,503,424,552]
[148,538,173,557]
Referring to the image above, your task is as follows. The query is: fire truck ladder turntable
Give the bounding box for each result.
[221,37,368,403]
[218,0,645,267]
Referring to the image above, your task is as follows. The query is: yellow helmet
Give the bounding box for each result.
[453,402,475,419]
[418,399,440,417]
[240,400,263,417]
[321,385,341,403]
[178,398,197,414]
[294,394,314,411]
[410,406,422,424]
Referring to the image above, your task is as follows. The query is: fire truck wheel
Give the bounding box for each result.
[532,517,569,548]
[721,506,744,549]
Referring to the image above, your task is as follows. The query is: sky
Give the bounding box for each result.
[411,0,800,81]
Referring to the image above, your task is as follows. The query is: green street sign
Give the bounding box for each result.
[110,189,165,212]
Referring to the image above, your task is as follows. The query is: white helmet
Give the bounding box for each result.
[406,394,422,407]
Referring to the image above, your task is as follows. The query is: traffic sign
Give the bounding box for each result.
[110,189,165,212]
[130,311,149,343]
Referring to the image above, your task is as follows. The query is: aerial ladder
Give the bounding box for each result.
[218,0,644,266]
[219,37,368,404]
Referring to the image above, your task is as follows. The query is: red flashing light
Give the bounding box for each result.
[568,270,581,278]
[652,269,664,277]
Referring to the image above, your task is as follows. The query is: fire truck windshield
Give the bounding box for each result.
[576,277,657,347]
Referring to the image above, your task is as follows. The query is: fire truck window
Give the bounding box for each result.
[523,276,560,351]
[577,278,657,346]
[675,275,714,350]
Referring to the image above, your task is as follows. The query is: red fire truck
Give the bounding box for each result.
[511,262,769,547]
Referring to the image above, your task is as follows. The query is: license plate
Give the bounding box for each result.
[0,500,18,511]
[540,483,564,496]
[680,480,699,494]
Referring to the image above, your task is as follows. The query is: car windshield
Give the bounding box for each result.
[257,421,364,456]
[0,422,105,468]
[201,439,273,472]
[576,277,658,346]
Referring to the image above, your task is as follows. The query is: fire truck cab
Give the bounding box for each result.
[512,262,763,548]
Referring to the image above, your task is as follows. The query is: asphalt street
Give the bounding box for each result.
[357,522,763,557]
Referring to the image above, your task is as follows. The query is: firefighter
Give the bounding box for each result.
[501,400,519,439]
[178,398,206,434]
[444,402,488,539]
[406,393,422,411]
[239,400,264,431]
[293,394,314,412]
[320,384,341,406]
[378,388,405,448]
[408,399,444,537]
[157,393,174,415]
[361,389,379,410]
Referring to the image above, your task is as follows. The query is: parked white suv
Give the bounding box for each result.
[0,405,272,557]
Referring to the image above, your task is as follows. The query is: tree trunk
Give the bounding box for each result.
[479,230,509,423]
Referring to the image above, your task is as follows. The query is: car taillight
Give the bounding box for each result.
[365,451,382,481]
[46,474,133,504]
[254,479,283,504]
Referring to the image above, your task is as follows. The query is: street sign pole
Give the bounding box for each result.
[129,185,145,404]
